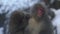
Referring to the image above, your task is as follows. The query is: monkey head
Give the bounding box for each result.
[31,3,47,19]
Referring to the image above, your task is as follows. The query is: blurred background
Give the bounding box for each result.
[0,0,60,34]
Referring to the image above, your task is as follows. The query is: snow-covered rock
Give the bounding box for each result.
[51,8,60,34]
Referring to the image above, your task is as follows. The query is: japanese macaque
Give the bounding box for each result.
[24,3,54,34]
[9,10,30,34]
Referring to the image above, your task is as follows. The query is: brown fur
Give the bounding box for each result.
[24,3,54,34]
[9,10,30,34]
[8,3,55,34]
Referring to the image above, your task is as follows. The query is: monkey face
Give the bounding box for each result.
[32,4,45,18]
[36,6,45,17]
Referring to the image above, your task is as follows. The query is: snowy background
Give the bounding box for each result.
[0,0,60,34]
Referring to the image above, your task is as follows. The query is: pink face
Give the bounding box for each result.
[37,7,44,17]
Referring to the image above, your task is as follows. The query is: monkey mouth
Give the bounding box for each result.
[37,7,44,17]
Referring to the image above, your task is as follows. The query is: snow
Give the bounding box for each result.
[51,8,60,34]
[0,0,38,14]
[0,27,3,34]
[0,0,39,18]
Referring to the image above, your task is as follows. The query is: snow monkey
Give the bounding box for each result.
[24,3,54,34]
[9,10,30,34]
